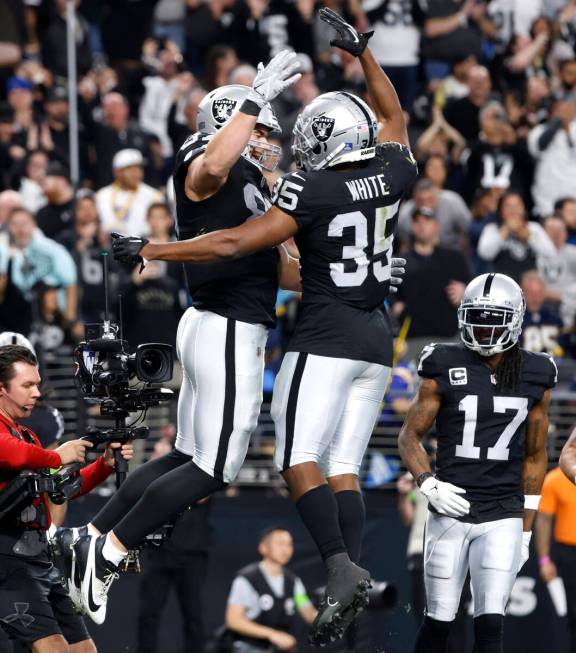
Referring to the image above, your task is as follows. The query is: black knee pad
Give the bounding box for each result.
[414,616,453,653]
[473,614,504,653]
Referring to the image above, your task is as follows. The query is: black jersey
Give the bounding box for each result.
[173,132,279,327]
[272,142,417,365]
[418,343,557,523]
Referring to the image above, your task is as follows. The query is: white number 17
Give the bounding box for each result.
[456,395,528,461]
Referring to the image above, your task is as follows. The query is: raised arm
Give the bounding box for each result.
[111,207,299,265]
[319,7,408,146]
[560,427,576,483]
[185,51,301,200]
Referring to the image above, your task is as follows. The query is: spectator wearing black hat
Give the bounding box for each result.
[27,85,89,178]
[35,161,74,240]
[392,206,471,361]
[397,178,472,252]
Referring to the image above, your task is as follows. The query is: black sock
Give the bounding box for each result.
[335,490,365,563]
[295,485,347,562]
[113,460,224,549]
[92,449,192,533]
[473,614,503,653]
[414,616,453,653]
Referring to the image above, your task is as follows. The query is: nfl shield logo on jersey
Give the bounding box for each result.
[449,368,468,386]
[311,116,335,142]
[212,98,237,125]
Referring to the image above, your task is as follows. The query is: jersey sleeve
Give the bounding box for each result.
[417,343,444,380]
[173,132,211,179]
[271,171,318,229]
[539,470,559,515]
[375,142,418,196]
[523,352,558,393]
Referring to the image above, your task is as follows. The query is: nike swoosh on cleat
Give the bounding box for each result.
[87,575,101,614]
[327,597,340,607]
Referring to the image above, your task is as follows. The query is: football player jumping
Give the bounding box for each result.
[113,8,416,646]
[398,272,557,653]
[66,50,303,626]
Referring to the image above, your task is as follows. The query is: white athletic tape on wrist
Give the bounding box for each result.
[524,494,541,510]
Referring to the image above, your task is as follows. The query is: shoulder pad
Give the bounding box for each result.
[375,141,416,163]
[522,351,558,390]
[375,142,418,193]
[417,343,465,379]
[271,170,312,215]
[174,132,211,173]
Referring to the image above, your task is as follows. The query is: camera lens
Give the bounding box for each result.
[134,344,173,383]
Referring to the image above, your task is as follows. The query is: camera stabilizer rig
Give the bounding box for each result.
[73,253,174,488]
[72,253,177,568]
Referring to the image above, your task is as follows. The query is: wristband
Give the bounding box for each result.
[524,494,541,510]
[539,555,551,567]
[240,99,262,117]
[416,472,433,488]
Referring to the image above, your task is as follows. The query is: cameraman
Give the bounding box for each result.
[0,345,131,653]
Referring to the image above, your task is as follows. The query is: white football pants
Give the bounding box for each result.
[271,352,391,477]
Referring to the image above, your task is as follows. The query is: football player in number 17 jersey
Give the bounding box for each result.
[112,8,417,646]
[398,273,558,653]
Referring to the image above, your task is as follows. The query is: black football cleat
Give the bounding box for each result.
[74,533,119,624]
[309,562,371,647]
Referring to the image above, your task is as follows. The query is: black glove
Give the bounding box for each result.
[319,7,374,57]
[110,232,149,268]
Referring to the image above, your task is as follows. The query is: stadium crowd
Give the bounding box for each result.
[1,0,576,385]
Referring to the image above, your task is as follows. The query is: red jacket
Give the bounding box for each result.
[0,414,113,528]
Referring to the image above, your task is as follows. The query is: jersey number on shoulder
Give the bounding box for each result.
[456,394,529,461]
[328,203,399,288]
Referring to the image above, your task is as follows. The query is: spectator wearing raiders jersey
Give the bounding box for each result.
[111,10,416,645]
[398,272,557,653]
[520,270,565,356]
[226,527,316,653]
[64,51,303,627]
[463,102,533,205]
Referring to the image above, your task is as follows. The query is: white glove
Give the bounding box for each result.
[389,257,406,293]
[247,50,302,107]
[419,476,470,517]
[518,531,532,573]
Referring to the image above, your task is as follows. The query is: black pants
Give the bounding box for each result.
[557,543,576,653]
[136,550,208,653]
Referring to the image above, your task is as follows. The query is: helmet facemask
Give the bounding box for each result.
[245,138,281,172]
[458,303,524,356]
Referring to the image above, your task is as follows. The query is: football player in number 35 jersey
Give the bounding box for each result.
[398,272,558,653]
[112,8,417,646]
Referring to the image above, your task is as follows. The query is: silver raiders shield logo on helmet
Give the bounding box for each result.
[311,116,335,142]
[212,98,237,124]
